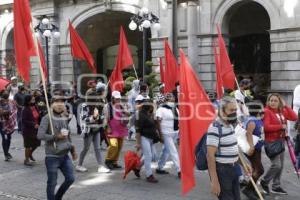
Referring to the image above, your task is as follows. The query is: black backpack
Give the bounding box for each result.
[195,121,222,170]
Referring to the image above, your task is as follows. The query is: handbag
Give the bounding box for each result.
[264,140,285,159]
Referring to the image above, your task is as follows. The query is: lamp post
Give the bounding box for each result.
[129,7,161,81]
[34,16,60,84]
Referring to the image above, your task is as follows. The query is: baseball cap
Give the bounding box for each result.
[135,94,150,102]
[111,91,121,99]
[11,76,17,81]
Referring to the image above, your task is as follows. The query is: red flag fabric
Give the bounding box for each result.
[217,25,236,90]
[164,40,179,93]
[116,27,134,70]
[109,26,134,92]
[123,151,141,180]
[13,0,36,82]
[109,68,124,92]
[159,57,165,83]
[179,49,216,194]
[214,45,223,99]
[69,21,96,74]
[37,41,48,82]
[0,78,10,91]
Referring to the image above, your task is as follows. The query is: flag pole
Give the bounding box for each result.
[132,64,139,79]
[30,24,55,145]
[239,153,264,200]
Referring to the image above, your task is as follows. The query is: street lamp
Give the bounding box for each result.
[34,16,60,84]
[129,7,160,81]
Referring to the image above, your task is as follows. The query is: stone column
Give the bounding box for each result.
[197,0,214,90]
[187,1,198,71]
[270,28,300,101]
[59,44,74,83]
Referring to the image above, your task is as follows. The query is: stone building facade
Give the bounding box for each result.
[1,0,300,99]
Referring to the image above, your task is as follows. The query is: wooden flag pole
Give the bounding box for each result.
[239,153,264,200]
[132,64,139,79]
[30,24,55,145]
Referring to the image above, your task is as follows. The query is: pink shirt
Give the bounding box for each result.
[108,105,128,138]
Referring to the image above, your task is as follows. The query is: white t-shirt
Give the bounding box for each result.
[156,106,179,135]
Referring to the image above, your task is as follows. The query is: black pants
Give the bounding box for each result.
[1,131,11,156]
[216,162,241,200]
[247,150,264,183]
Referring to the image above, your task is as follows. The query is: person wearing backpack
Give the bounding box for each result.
[155,93,181,178]
[104,91,129,170]
[207,96,251,200]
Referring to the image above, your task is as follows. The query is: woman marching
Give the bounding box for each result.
[21,94,41,166]
[260,93,297,195]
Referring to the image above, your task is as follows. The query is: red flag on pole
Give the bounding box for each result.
[13,0,36,82]
[37,41,48,82]
[214,45,223,99]
[109,26,134,92]
[69,21,96,74]
[179,49,216,194]
[159,57,165,83]
[116,26,134,70]
[164,40,179,93]
[217,25,236,90]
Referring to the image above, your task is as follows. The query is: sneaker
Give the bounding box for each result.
[105,161,114,170]
[260,180,270,195]
[146,175,158,183]
[271,187,288,195]
[242,187,259,200]
[29,156,36,162]
[156,169,169,175]
[98,165,111,173]
[24,160,33,166]
[7,153,13,159]
[4,156,10,162]
[76,165,88,172]
[112,163,122,169]
[133,169,140,178]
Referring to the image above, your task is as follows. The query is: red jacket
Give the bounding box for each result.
[263,106,297,142]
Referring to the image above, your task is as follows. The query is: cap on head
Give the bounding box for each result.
[111,91,121,99]
[11,76,17,81]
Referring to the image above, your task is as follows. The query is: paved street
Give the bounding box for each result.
[0,133,300,200]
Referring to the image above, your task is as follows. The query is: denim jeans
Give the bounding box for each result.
[45,155,75,200]
[216,163,241,200]
[141,136,155,177]
[0,131,11,156]
[158,133,181,172]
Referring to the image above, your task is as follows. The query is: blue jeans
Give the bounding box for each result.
[0,131,11,156]
[141,136,156,177]
[45,155,75,200]
[216,162,241,200]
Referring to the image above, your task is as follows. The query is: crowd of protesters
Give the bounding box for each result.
[1,76,300,200]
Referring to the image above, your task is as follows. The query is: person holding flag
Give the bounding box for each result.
[207,96,252,200]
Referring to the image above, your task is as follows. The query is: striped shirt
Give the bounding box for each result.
[206,118,239,164]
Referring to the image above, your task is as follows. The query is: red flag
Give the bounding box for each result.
[159,57,165,83]
[13,0,36,82]
[109,68,124,92]
[37,41,48,81]
[179,49,216,194]
[109,26,134,92]
[164,40,179,93]
[69,21,96,74]
[116,27,134,70]
[214,45,223,99]
[217,25,236,90]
